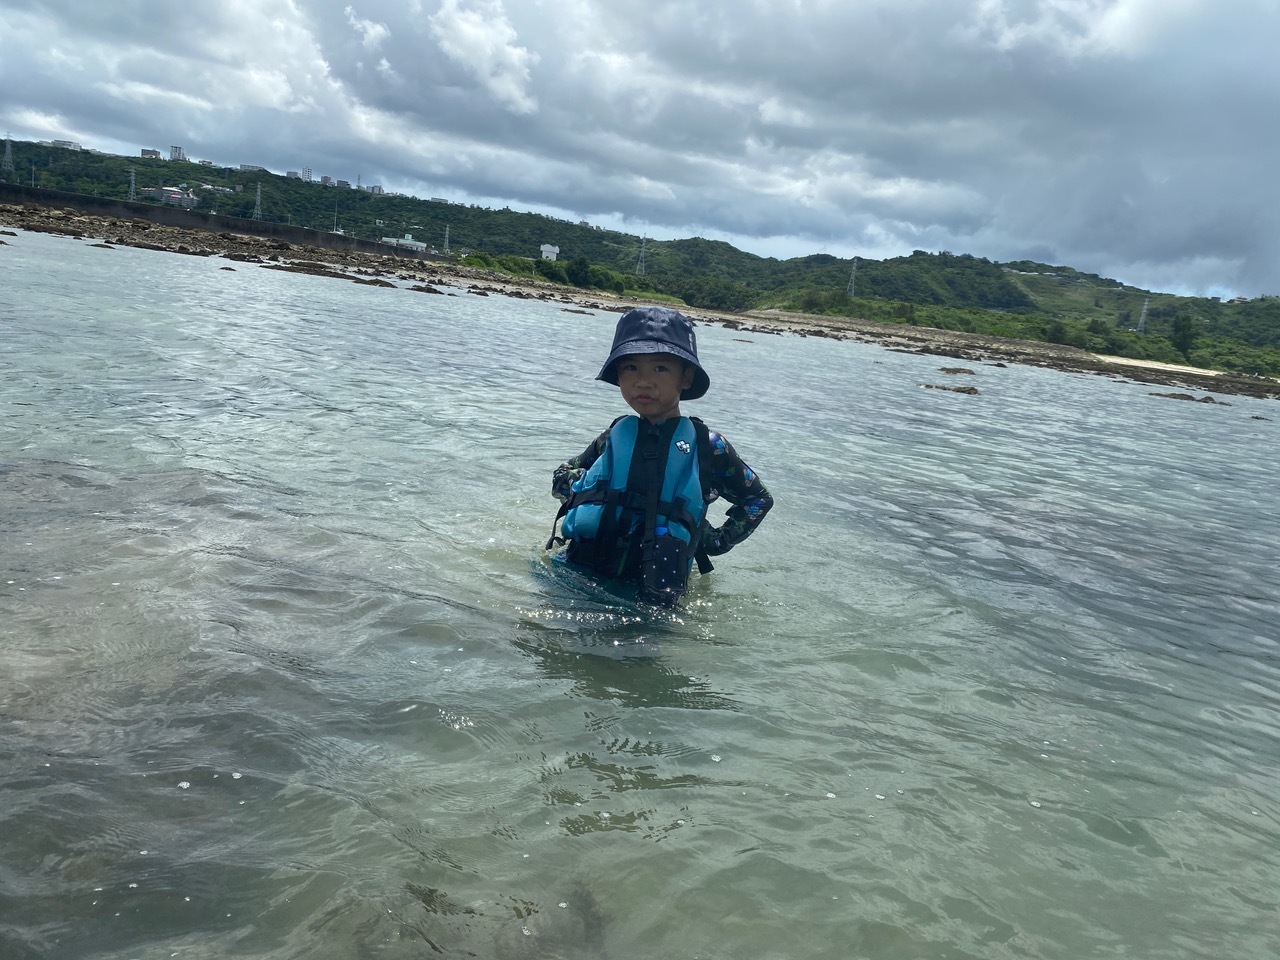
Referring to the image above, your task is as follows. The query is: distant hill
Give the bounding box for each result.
[4,137,1278,376]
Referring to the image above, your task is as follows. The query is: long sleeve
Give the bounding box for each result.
[700,429,773,555]
[552,427,609,502]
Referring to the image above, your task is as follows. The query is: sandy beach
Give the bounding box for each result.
[3,201,1276,404]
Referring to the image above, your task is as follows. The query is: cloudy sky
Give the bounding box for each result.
[2,0,1276,296]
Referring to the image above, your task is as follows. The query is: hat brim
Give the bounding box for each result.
[596,339,710,400]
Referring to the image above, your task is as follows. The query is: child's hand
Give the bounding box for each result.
[551,464,583,501]
[702,527,730,556]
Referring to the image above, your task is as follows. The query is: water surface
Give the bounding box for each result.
[2,230,1278,959]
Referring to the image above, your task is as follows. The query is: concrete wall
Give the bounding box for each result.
[0,182,450,263]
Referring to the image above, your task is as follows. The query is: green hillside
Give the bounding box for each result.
[5,137,1279,376]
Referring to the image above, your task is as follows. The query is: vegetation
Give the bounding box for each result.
[5,138,1279,377]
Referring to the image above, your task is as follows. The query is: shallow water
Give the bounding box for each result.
[2,230,1278,959]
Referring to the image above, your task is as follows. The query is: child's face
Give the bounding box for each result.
[615,353,695,423]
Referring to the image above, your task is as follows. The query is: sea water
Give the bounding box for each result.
[1,229,1277,959]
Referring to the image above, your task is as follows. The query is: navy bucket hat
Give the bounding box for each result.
[596,306,710,400]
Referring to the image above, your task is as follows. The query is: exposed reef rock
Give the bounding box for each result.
[3,200,1277,403]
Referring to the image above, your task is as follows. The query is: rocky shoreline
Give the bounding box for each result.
[3,201,1276,403]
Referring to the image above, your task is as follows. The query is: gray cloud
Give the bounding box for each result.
[1,0,1275,295]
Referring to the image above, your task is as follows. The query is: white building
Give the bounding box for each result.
[382,233,428,253]
[142,186,197,208]
[540,244,560,261]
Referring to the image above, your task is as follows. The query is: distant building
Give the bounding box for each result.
[170,146,187,161]
[320,175,333,186]
[364,184,384,194]
[141,148,161,159]
[240,163,266,172]
[302,166,312,182]
[51,139,83,151]
[540,244,560,261]
[382,232,427,252]
[336,179,350,189]
[286,170,300,179]
[141,186,197,208]
[197,159,214,166]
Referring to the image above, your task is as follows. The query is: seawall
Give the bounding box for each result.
[0,182,447,263]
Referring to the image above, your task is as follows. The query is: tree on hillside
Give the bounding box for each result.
[1171,313,1199,359]
[565,256,592,288]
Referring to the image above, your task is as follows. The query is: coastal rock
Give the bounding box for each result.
[1149,392,1231,405]
[262,262,353,281]
[2,199,1277,404]
[922,383,981,395]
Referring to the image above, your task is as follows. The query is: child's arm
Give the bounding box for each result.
[701,431,773,555]
[551,428,610,502]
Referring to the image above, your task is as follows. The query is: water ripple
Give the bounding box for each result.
[3,231,1278,958]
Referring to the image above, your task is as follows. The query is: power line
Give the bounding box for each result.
[0,133,14,180]
[636,236,647,276]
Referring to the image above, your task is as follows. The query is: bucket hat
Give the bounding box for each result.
[596,306,710,400]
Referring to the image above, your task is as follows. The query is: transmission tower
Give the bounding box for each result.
[846,257,857,297]
[1137,297,1149,334]
[443,224,450,255]
[252,183,262,220]
[1,133,14,181]
[127,168,136,201]
[635,236,647,276]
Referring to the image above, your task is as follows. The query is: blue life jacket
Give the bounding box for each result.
[551,415,711,604]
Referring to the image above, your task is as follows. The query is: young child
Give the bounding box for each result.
[548,306,773,606]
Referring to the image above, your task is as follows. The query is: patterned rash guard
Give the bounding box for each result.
[552,419,774,556]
